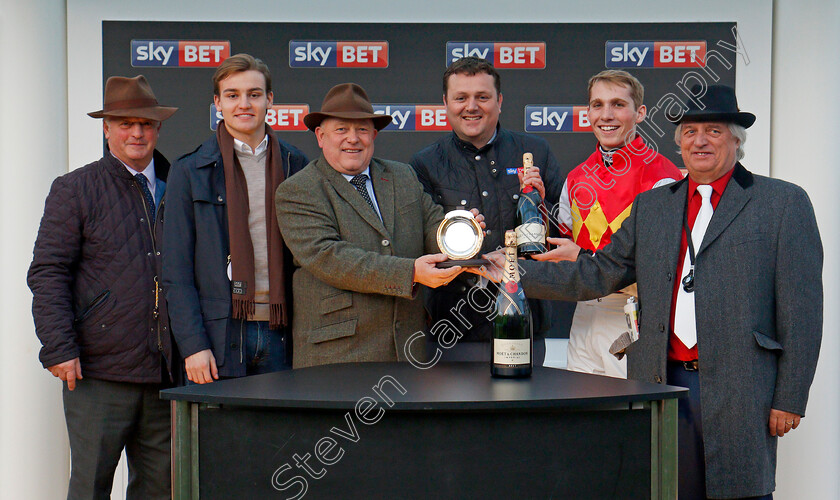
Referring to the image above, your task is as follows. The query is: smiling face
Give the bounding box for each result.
[213,69,273,148]
[679,121,739,183]
[103,117,160,171]
[587,80,646,150]
[316,118,378,175]
[444,72,502,149]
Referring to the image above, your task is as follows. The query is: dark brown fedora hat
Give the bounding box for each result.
[304,83,392,132]
[88,75,178,121]
[671,84,755,129]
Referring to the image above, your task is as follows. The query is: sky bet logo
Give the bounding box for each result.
[524,106,591,133]
[446,42,546,69]
[605,41,707,68]
[210,104,309,132]
[289,41,389,68]
[131,40,230,67]
[372,105,450,132]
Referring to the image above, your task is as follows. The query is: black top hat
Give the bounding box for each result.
[673,84,755,129]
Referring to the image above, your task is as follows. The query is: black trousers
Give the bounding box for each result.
[62,377,170,500]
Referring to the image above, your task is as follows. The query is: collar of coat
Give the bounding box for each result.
[103,147,170,182]
[667,162,754,256]
[313,155,396,237]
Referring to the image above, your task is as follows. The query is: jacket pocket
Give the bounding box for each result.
[397,197,421,215]
[74,290,112,324]
[309,318,357,344]
[200,298,230,320]
[320,291,353,315]
[192,180,225,205]
[753,330,783,352]
[436,187,473,211]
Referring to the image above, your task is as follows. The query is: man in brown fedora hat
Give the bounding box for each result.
[276,82,476,368]
[476,84,822,499]
[28,74,177,499]
[163,54,308,384]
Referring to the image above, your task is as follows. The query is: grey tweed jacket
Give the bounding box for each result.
[275,156,443,369]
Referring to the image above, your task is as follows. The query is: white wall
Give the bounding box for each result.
[0,0,70,499]
[3,0,836,498]
[771,0,840,498]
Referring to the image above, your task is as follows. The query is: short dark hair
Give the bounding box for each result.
[442,57,501,95]
[212,53,272,95]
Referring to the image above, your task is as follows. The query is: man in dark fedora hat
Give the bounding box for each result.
[28,74,178,499]
[476,84,822,499]
[163,54,308,384]
[275,82,474,368]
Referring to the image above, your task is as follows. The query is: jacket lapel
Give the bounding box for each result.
[698,163,752,255]
[315,156,388,236]
[370,159,395,235]
[661,178,689,272]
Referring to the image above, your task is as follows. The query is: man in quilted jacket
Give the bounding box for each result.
[27,75,176,500]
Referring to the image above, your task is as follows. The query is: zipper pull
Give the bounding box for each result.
[153,276,160,320]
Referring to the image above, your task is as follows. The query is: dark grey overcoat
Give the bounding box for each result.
[520,163,822,498]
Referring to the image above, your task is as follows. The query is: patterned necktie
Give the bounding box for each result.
[674,185,714,349]
[349,174,377,213]
[135,173,156,221]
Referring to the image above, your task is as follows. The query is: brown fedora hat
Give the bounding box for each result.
[88,75,178,121]
[304,83,392,132]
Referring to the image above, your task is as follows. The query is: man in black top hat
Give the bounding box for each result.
[477,85,823,499]
[28,75,177,499]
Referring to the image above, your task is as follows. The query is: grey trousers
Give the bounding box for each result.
[62,377,170,500]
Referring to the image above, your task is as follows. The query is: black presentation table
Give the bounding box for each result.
[161,362,685,499]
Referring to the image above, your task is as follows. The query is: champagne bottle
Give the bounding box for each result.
[491,230,533,378]
[515,152,547,257]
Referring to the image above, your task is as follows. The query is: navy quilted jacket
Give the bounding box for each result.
[27,151,174,383]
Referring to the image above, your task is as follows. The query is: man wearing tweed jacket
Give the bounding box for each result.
[276,83,474,368]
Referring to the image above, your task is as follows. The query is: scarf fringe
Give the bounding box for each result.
[232,297,255,321]
[269,303,287,330]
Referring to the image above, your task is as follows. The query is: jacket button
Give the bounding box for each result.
[147,252,152,257]
[156,251,161,256]
[230,343,238,349]
[140,218,145,223]
[217,195,223,202]
[485,229,492,236]
[654,375,662,383]
[513,194,519,200]
[667,272,672,281]
[381,239,390,247]
[658,323,665,332]
[460,199,467,206]
[475,155,481,161]
[491,169,497,174]
[482,191,488,197]
[490,160,496,165]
